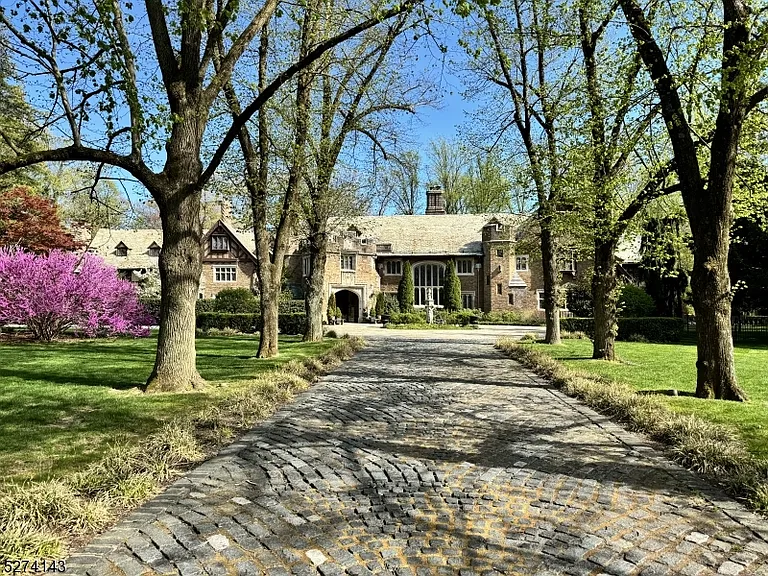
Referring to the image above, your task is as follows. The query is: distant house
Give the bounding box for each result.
[88,220,258,298]
[283,188,641,321]
[89,187,642,318]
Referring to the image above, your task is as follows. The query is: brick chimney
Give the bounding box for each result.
[425,185,446,215]
[218,199,233,223]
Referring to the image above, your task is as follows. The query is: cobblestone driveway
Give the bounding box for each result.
[69,334,768,576]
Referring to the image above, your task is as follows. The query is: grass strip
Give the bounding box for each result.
[0,336,364,561]
[495,338,768,514]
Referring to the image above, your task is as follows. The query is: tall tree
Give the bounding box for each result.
[0,187,81,252]
[428,138,469,213]
[617,0,768,400]
[218,11,316,358]
[575,0,679,360]
[461,152,514,213]
[0,0,419,391]
[0,36,45,190]
[472,0,577,344]
[301,12,425,341]
[379,151,422,214]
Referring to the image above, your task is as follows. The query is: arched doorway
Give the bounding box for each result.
[335,290,360,323]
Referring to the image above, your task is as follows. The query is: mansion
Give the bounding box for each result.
[89,187,641,322]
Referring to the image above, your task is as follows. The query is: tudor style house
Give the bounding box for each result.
[89,187,641,320]
[282,187,581,322]
[88,220,259,298]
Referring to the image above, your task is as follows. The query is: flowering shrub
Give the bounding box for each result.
[0,248,151,341]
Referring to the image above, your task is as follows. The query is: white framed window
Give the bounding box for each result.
[115,243,128,257]
[211,235,229,252]
[214,266,237,282]
[560,252,577,272]
[302,255,311,277]
[413,262,445,306]
[462,292,475,309]
[456,259,473,275]
[385,260,402,275]
[341,253,356,271]
[516,255,529,272]
[148,245,161,257]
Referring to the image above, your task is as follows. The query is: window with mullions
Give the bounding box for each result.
[214,266,237,282]
[413,262,445,306]
[456,259,473,275]
[341,253,356,271]
[385,260,402,275]
[211,235,229,252]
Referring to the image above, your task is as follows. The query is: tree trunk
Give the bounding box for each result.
[690,193,746,401]
[540,226,561,344]
[145,188,205,393]
[592,238,618,360]
[304,232,328,342]
[258,276,280,358]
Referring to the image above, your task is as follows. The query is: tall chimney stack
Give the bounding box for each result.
[425,185,446,215]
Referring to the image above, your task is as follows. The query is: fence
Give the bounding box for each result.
[684,314,768,342]
[732,315,768,341]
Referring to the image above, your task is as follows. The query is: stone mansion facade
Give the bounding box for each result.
[88,188,641,322]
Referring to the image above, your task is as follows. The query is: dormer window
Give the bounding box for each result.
[115,242,128,257]
[211,235,229,252]
[148,242,161,257]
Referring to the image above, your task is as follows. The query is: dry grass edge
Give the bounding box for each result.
[0,336,365,561]
[495,338,768,515]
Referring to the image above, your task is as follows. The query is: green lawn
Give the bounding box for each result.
[529,338,768,458]
[0,334,335,483]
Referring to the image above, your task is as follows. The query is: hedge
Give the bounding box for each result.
[196,299,216,314]
[279,300,305,315]
[196,312,307,335]
[140,298,161,323]
[561,317,685,343]
[195,298,305,315]
[388,311,426,325]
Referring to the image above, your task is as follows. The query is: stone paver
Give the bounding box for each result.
[67,333,768,575]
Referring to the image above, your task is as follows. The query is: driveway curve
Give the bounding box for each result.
[69,331,768,576]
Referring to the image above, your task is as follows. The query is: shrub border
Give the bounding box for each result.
[0,336,365,561]
[495,338,768,516]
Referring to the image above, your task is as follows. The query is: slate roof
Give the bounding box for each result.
[88,228,163,270]
[89,221,258,270]
[335,214,529,256]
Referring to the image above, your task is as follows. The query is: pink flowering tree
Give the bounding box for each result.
[0,248,151,341]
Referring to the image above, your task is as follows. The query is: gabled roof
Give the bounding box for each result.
[203,220,258,264]
[88,221,259,270]
[333,214,528,256]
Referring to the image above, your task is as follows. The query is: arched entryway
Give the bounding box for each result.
[335,289,360,323]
